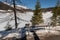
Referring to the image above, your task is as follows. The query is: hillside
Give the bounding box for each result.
[0,1,33,13]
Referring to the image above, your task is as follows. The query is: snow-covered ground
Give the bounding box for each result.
[0,11,53,31]
[0,11,33,31]
[42,11,53,24]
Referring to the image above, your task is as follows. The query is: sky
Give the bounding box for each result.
[21,0,58,9]
[0,0,59,9]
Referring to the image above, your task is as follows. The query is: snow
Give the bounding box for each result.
[42,11,52,19]
[36,30,60,36]
[3,2,28,9]
[3,33,21,39]
[10,5,28,9]
[0,11,33,30]
[16,5,28,9]
[0,11,53,30]
[42,11,53,24]
[52,26,60,30]
[0,10,33,30]
[0,10,56,31]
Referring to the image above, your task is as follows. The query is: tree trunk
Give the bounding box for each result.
[13,0,17,29]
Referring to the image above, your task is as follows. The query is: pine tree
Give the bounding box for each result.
[51,0,60,26]
[57,0,60,26]
[31,0,43,25]
[51,7,57,26]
